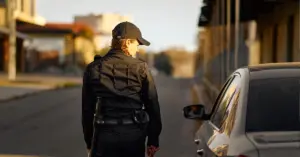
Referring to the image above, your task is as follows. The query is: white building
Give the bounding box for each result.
[74,13,133,51]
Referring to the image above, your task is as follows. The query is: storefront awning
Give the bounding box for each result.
[0,26,9,34]
[198,5,212,27]
[0,26,32,39]
[0,0,6,7]
[197,0,284,27]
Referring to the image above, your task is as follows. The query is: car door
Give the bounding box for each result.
[195,73,242,157]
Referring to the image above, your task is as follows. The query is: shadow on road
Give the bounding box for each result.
[0,154,54,157]
[0,74,202,157]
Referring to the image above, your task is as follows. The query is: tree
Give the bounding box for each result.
[154,48,196,77]
[154,52,173,75]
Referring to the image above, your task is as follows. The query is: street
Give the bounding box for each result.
[0,74,197,157]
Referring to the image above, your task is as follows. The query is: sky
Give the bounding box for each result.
[36,0,202,52]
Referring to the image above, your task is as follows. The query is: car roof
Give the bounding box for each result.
[248,62,300,71]
[246,62,300,80]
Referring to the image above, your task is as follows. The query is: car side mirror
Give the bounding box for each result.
[183,104,209,120]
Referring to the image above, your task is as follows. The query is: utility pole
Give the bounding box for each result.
[234,0,240,69]
[215,0,221,85]
[220,0,225,81]
[226,0,231,76]
[7,0,16,80]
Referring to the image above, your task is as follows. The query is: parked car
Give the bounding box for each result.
[183,62,300,157]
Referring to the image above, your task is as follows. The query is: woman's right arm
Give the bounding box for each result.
[140,63,162,148]
[82,66,95,150]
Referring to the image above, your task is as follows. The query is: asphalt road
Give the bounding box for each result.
[0,74,198,157]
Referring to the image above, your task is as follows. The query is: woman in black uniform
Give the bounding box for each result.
[82,21,162,157]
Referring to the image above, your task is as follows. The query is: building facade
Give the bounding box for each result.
[18,23,95,71]
[195,0,299,89]
[74,13,133,51]
[0,0,46,72]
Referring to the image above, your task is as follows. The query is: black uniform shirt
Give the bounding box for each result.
[82,49,162,149]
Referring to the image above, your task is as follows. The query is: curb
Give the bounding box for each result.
[191,80,214,105]
[190,77,220,106]
[202,78,219,94]
[0,84,81,103]
[202,78,220,103]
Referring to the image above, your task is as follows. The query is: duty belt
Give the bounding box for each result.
[96,117,135,125]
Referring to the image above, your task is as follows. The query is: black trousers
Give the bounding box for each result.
[92,124,147,157]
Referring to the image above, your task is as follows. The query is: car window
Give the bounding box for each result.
[221,91,240,136]
[246,77,300,132]
[211,75,241,128]
[209,76,235,113]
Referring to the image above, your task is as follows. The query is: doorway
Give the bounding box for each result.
[0,35,6,71]
[286,15,294,62]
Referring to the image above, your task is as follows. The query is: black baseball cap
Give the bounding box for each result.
[112,21,150,46]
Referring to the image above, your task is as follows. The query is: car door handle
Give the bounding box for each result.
[194,139,200,144]
[197,149,205,156]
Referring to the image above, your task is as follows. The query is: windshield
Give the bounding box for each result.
[246,77,300,132]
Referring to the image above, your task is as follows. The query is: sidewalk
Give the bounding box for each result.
[189,78,220,134]
[190,81,215,111]
[189,80,213,134]
[0,73,82,102]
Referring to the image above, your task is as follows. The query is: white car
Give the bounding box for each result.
[183,63,300,157]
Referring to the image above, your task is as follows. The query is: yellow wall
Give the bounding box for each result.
[260,26,273,63]
[27,33,96,65]
[16,0,34,17]
[276,21,287,62]
[257,1,299,62]
[0,7,6,27]
[294,11,300,61]
[198,0,299,71]
[74,37,95,64]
